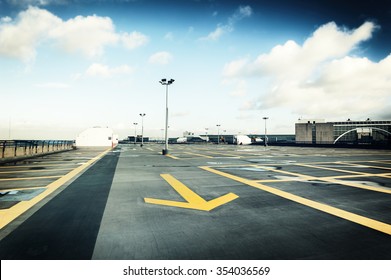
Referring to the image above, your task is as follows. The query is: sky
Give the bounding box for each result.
[0,0,390,140]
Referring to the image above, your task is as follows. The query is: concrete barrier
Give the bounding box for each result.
[0,140,74,164]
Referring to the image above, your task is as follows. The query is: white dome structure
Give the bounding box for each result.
[75,127,118,148]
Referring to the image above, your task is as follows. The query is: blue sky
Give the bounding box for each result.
[1,0,390,140]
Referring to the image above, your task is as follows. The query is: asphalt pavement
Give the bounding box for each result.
[1,144,391,259]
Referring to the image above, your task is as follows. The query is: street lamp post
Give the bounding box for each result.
[160,78,175,155]
[140,113,146,147]
[216,124,221,144]
[133,122,138,145]
[263,117,268,147]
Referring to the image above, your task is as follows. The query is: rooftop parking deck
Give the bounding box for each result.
[0,144,391,259]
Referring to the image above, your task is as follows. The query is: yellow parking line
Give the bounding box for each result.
[0,148,112,229]
[324,178,391,193]
[0,186,45,192]
[254,178,308,183]
[272,164,391,194]
[165,154,180,160]
[200,166,391,235]
[291,163,391,194]
[0,168,73,174]
[251,165,314,180]
[322,173,391,180]
[0,175,62,181]
[342,162,391,171]
[0,163,83,169]
[371,160,391,163]
[205,151,241,157]
[295,163,366,175]
[184,152,213,159]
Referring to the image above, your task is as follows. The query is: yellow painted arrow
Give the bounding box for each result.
[144,174,239,211]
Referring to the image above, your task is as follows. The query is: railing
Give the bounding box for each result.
[0,140,74,160]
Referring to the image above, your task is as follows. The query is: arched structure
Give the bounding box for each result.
[333,127,391,144]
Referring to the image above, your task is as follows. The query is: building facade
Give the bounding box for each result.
[296,119,391,145]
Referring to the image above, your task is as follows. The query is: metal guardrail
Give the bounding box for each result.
[1,140,74,159]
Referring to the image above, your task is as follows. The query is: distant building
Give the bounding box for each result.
[199,134,295,144]
[183,131,195,137]
[127,136,149,143]
[75,127,118,147]
[295,119,391,145]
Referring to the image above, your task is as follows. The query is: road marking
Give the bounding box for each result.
[0,148,112,229]
[0,175,62,181]
[184,152,213,158]
[0,168,73,174]
[200,166,391,235]
[295,163,367,175]
[375,160,391,165]
[341,162,391,171]
[251,165,314,180]
[144,174,238,211]
[292,163,391,194]
[247,164,391,194]
[165,154,180,160]
[205,151,241,157]
[0,163,83,169]
[0,186,46,192]
[322,173,391,179]
[319,177,391,194]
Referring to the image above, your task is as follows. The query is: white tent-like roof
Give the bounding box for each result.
[75,127,118,147]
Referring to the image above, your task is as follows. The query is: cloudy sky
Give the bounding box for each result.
[1,0,390,140]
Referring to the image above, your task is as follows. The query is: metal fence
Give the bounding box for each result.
[1,140,74,159]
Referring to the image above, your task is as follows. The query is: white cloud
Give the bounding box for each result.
[230,5,253,23]
[1,17,12,23]
[85,63,133,78]
[148,51,173,65]
[121,31,149,50]
[50,15,118,57]
[0,7,61,62]
[222,58,249,77]
[200,5,252,41]
[0,6,149,62]
[223,21,390,119]
[201,25,230,41]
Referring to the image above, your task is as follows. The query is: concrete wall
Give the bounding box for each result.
[296,122,334,144]
[315,123,334,144]
[295,123,313,144]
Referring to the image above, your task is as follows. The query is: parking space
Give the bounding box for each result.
[0,148,110,229]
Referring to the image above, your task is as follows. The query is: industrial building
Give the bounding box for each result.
[295,119,391,146]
